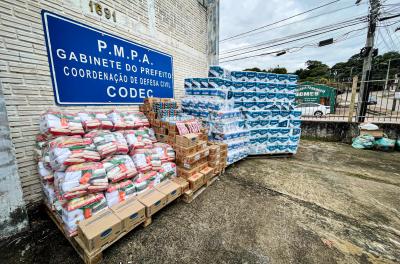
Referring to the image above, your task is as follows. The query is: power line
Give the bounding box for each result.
[220,3,367,45]
[220,0,341,42]
[220,26,367,64]
[220,19,367,60]
[220,15,367,55]
[382,20,398,50]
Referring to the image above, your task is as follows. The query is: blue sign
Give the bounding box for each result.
[42,10,174,105]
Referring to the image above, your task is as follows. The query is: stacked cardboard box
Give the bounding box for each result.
[141,98,221,193]
[77,179,182,252]
[140,98,206,147]
[174,133,217,192]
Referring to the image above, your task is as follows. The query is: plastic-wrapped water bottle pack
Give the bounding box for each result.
[183,66,302,157]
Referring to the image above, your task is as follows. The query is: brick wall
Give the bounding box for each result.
[0,0,208,207]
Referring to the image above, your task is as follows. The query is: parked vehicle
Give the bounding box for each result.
[295,103,330,117]
[367,96,377,105]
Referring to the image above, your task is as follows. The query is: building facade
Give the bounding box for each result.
[0,0,217,238]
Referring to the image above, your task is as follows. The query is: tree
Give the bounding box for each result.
[267,67,287,74]
[295,60,330,82]
[243,67,262,72]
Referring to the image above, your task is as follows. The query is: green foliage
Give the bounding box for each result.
[267,67,287,74]
[243,67,288,74]
[295,60,330,82]
[331,51,400,81]
[243,67,263,72]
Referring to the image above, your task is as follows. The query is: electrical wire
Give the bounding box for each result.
[220,19,367,60]
[220,0,341,42]
[220,26,368,64]
[382,20,398,50]
[220,2,367,45]
[220,15,367,55]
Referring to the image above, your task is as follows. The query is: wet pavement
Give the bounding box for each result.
[1,140,399,264]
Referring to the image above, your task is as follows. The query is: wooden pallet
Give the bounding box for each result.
[181,176,219,204]
[44,204,152,264]
[246,153,294,159]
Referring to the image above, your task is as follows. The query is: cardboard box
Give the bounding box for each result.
[153,119,161,128]
[155,179,182,204]
[177,148,209,165]
[148,112,156,119]
[359,129,383,138]
[177,166,199,179]
[198,162,208,171]
[208,159,220,167]
[144,97,160,104]
[216,143,228,151]
[156,133,166,143]
[167,123,178,133]
[208,144,220,154]
[171,177,189,193]
[110,198,146,232]
[175,145,197,156]
[167,135,175,144]
[199,133,208,141]
[188,172,205,192]
[176,133,199,147]
[220,150,227,158]
[78,209,122,252]
[161,121,169,129]
[196,140,207,151]
[200,167,214,181]
[208,153,220,160]
[137,189,168,217]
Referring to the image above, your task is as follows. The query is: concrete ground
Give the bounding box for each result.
[1,139,400,264]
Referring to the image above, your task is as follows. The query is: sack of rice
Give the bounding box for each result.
[153,142,175,162]
[124,129,154,153]
[158,162,177,179]
[77,111,113,131]
[105,179,137,207]
[108,110,127,130]
[59,162,108,199]
[40,110,84,136]
[102,155,138,183]
[131,148,153,172]
[48,136,100,171]
[85,130,129,158]
[61,193,107,235]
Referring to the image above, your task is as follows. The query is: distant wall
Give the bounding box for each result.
[301,120,400,143]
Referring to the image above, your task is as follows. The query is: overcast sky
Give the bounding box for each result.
[219,0,400,72]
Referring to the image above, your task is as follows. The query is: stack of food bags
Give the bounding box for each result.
[40,110,84,136]
[85,130,129,158]
[102,155,138,183]
[125,129,154,153]
[37,109,178,236]
[105,180,137,207]
[108,110,128,130]
[61,193,107,235]
[78,111,113,131]
[131,148,153,173]
[48,136,100,171]
[57,162,108,200]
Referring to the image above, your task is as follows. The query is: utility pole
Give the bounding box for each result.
[357,0,380,122]
[384,58,391,91]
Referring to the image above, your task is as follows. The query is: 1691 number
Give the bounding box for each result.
[88,1,116,22]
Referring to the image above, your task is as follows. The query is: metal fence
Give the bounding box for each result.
[299,77,400,123]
